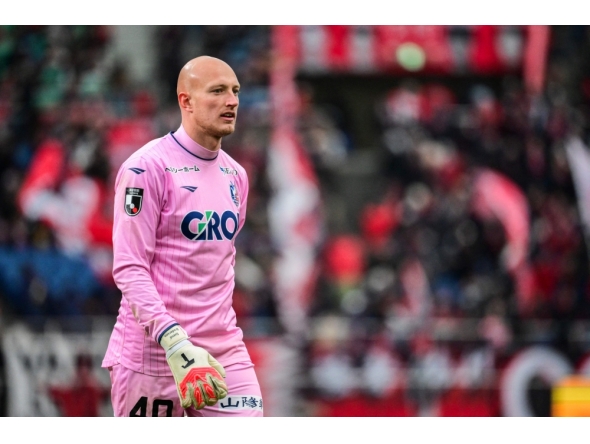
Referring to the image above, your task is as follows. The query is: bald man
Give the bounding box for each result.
[102,56,263,417]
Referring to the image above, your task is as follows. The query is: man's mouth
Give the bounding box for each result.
[221,112,235,121]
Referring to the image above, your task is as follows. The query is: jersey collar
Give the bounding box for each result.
[170,125,219,161]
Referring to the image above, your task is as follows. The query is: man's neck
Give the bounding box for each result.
[174,124,220,160]
[182,122,221,152]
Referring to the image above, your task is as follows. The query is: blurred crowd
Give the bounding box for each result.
[299,26,590,415]
[1,25,590,416]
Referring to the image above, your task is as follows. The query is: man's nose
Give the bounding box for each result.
[226,93,238,107]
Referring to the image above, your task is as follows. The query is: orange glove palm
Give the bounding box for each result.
[160,325,228,409]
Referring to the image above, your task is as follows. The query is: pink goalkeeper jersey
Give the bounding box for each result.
[102,125,251,376]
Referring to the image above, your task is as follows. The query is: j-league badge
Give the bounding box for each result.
[125,187,144,216]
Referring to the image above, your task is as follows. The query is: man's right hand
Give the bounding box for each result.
[159,324,228,410]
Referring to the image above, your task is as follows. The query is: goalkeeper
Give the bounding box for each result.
[101,56,263,417]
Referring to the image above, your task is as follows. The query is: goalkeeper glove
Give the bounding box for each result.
[159,324,228,410]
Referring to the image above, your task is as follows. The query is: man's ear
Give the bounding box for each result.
[178,92,192,112]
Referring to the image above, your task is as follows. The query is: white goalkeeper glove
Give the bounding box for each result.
[159,324,228,410]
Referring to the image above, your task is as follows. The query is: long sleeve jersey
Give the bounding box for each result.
[102,125,251,376]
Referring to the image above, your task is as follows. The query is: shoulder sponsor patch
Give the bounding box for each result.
[219,166,238,176]
[125,187,144,216]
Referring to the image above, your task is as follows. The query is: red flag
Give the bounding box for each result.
[523,26,551,96]
[471,168,534,313]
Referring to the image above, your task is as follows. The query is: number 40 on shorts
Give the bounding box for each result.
[130,396,174,417]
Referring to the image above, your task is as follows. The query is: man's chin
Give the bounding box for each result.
[203,123,236,139]
[217,126,236,137]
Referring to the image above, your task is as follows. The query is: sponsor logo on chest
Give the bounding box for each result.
[181,210,239,241]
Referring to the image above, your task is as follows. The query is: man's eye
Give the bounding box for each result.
[234,90,240,96]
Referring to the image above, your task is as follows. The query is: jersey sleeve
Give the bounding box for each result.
[111,155,176,343]
[237,165,249,234]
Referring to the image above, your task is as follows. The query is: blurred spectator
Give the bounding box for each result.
[46,353,110,417]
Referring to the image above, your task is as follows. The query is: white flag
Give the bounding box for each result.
[565,137,590,254]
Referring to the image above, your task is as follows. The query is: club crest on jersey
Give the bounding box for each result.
[125,188,144,216]
[229,181,240,207]
[219,166,238,176]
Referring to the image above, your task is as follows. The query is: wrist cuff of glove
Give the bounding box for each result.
[158,324,188,351]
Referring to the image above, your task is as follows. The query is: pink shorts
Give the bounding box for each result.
[108,361,263,417]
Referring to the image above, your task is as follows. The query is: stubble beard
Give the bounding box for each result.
[204,122,236,139]
[217,126,235,137]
